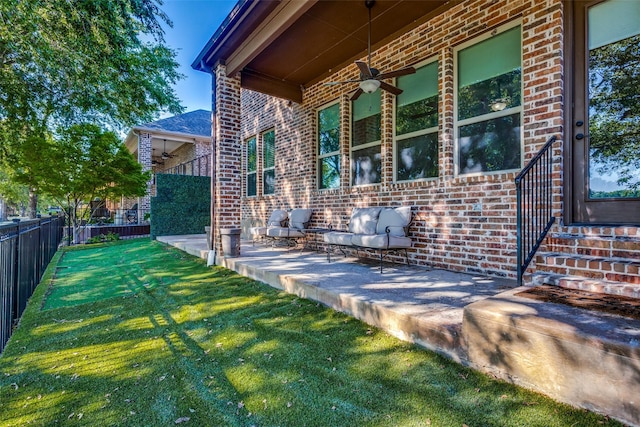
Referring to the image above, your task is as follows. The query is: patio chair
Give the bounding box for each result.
[266,208,313,247]
[249,209,288,245]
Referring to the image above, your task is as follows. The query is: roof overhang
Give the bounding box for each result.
[124,127,212,156]
[193,0,457,103]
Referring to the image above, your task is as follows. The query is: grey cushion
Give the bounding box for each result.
[267,227,305,238]
[376,206,411,237]
[267,209,288,227]
[323,231,354,246]
[351,234,411,249]
[289,208,312,230]
[348,207,382,235]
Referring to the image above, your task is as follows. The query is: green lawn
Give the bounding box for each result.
[0,239,621,426]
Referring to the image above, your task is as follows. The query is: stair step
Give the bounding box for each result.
[535,252,640,284]
[530,272,640,299]
[544,234,640,258]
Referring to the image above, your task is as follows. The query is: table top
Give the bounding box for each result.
[304,228,333,233]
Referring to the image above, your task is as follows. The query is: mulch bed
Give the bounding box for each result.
[516,285,640,321]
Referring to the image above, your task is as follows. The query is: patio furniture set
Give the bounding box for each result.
[249,206,412,272]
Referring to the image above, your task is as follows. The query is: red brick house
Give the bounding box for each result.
[193,0,639,290]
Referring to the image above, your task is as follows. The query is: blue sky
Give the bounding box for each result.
[160,0,238,114]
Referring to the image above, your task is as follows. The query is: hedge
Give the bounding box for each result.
[150,174,210,238]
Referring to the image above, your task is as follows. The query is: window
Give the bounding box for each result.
[262,129,275,195]
[318,102,340,189]
[351,91,381,185]
[246,136,257,197]
[395,61,439,181]
[455,25,522,174]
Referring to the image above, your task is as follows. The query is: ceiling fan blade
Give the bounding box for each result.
[379,81,403,96]
[350,87,364,101]
[376,66,416,80]
[355,60,373,79]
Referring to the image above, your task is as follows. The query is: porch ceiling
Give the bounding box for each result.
[193,0,456,103]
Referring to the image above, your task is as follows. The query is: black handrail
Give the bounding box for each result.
[158,154,211,177]
[515,135,558,286]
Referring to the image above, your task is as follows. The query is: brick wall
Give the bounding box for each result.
[137,132,153,211]
[236,0,564,278]
[212,63,242,253]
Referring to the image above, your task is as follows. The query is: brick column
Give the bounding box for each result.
[137,132,153,221]
[212,63,242,254]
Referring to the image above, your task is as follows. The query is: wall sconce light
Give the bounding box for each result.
[359,79,380,94]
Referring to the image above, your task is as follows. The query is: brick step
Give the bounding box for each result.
[536,252,640,284]
[543,233,640,259]
[529,272,640,299]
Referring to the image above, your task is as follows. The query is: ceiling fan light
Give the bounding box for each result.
[162,153,169,160]
[359,79,380,94]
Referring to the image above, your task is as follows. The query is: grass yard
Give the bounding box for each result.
[0,239,622,426]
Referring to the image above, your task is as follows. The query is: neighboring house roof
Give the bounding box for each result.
[124,110,212,154]
[136,109,211,137]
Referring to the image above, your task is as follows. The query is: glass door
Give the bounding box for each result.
[571,0,640,224]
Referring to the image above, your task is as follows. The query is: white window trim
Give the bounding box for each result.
[453,21,524,177]
[261,128,275,195]
[317,99,341,190]
[350,96,382,187]
[245,136,257,198]
[393,57,440,183]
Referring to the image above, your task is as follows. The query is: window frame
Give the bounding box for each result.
[350,91,382,187]
[317,99,341,190]
[453,21,524,176]
[393,57,440,183]
[245,136,257,197]
[261,128,276,195]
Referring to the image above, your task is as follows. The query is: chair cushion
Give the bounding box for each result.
[267,209,288,227]
[267,227,305,238]
[323,232,354,246]
[289,208,312,230]
[376,206,412,237]
[351,234,411,249]
[348,207,382,235]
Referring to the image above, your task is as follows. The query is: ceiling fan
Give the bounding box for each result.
[324,0,416,101]
[160,140,175,160]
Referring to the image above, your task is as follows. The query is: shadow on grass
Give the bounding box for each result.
[0,239,623,426]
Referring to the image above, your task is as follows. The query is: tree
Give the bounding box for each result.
[38,124,150,243]
[0,0,183,216]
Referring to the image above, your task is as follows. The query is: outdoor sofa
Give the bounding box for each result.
[323,206,412,272]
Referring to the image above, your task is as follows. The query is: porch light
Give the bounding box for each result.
[359,79,380,94]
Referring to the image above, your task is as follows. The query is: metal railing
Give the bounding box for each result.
[158,154,211,177]
[0,216,64,352]
[515,135,558,286]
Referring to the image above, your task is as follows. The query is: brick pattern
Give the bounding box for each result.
[137,132,153,211]
[212,63,242,253]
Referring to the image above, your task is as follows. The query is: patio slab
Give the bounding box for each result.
[156,234,516,361]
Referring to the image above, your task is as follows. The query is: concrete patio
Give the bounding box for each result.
[157,234,640,426]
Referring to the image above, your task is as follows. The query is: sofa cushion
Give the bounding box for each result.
[267,209,288,227]
[289,208,312,230]
[267,227,305,238]
[323,231,354,246]
[351,234,411,249]
[376,206,411,236]
[349,207,382,235]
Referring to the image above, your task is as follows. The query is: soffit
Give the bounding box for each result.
[195,0,456,103]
